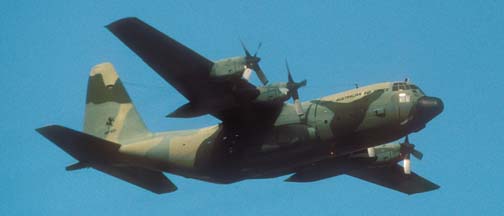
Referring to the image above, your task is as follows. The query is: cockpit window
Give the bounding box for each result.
[392,83,424,94]
[393,83,407,91]
[409,84,424,94]
[392,83,400,91]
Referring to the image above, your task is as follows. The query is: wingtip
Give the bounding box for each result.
[106,17,142,30]
[35,125,61,134]
[165,112,179,118]
[433,184,441,190]
[155,186,178,194]
[405,182,441,195]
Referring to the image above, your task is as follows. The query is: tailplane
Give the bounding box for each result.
[36,125,177,194]
[36,125,120,164]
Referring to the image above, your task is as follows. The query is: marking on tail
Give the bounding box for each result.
[84,62,150,143]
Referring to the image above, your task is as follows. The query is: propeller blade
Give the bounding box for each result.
[400,135,423,160]
[284,60,305,116]
[403,154,411,174]
[412,149,423,160]
[286,62,294,83]
[253,64,269,85]
[240,40,252,57]
[298,79,307,87]
[400,135,423,174]
[253,42,262,57]
[291,88,299,100]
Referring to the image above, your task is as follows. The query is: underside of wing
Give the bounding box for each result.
[107,17,213,101]
[107,17,262,119]
[93,165,177,194]
[346,164,440,195]
[107,17,282,124]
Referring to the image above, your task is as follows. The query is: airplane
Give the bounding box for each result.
[37,17,444,195]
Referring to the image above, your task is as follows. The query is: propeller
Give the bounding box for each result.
[241,41,269,85]
[400,136,423,174]
[285,60,307,116]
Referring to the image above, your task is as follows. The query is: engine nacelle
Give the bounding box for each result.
[370,143,402,163]
[351,143,402,165]
[210,57,247,79]
[254,83,290,103]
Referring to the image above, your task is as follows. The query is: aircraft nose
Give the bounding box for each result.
[415,96,444,120]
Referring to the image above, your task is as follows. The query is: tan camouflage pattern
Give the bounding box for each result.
[82,62,436,180]
[120,125,220,171]
[84,63,151,143]
[39,61,442,192]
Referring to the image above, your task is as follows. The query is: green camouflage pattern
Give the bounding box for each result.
[84,63,150,143]
[37,17,444,194]
[74,63,439,182]
[38,60,443,194]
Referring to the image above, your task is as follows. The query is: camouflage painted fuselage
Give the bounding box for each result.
[118,81,440,184]
[37,17,444,194]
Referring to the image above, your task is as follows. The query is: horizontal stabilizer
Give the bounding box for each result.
[36,125,120,162]
[93,165,177,194]
[37,125,177,194]
[347,164,440,195]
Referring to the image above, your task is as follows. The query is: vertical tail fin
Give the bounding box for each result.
[84,63,150,143]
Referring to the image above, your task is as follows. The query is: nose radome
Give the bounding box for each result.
[416,96,444,119]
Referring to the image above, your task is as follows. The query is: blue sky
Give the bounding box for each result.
[1,0,503,215]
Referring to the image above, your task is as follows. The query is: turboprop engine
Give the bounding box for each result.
[210,42,268,85]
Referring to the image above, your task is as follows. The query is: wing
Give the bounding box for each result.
[107,17,261,119]
[346,164,440,195]
[106,17,212,101]
[93,165,177,194]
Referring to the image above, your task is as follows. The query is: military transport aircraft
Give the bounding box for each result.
[37,17,444,195]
